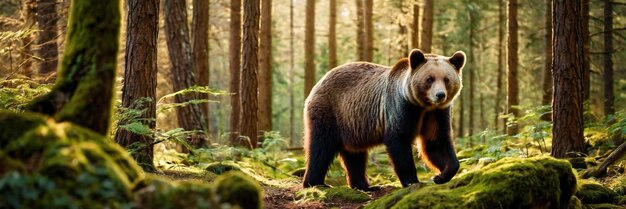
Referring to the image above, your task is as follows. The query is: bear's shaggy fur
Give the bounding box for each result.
[303,49,465,191]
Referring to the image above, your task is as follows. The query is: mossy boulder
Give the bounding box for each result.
[575,181,618,204]
[569,196,583,209]
[365,157,577,209]
[0,111,263,208]
[133,176,219,209]
[584,203,624,209]
[0,111,143,208]
[213,172,263,209]
[205,161,241,174]
[295,186,371,203]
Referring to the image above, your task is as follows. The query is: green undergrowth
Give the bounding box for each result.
[366,157,577,209]
[0,110,262,209]
[295,186,371,203]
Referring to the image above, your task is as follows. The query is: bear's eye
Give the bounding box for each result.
[426,77,434,84]
[444,77,450,84]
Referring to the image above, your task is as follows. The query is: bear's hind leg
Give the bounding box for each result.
[340,150,377,191]
[303,119,340,188]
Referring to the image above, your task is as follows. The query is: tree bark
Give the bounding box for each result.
[230,0,242,145]
[420,0,433,53]
[36,0,59,75]
[468,7,475,137]
[258,0,272,136]
[240,0,260,149]
[603,0,614,116]
[28,0,121,135]
[363,0,373,61]
[582,0,590,102]
[289,0,296,146]
[506,0,520,135]
[411,3,419,50]
[115,0,159,171]
[21,0,35,77]
[304,0,315,98]
[541,0,553,121]
[356,0,364,60]
[495,0,504,133]
[329,0,337,69]
[164,0,208,149]
[192,0,210,126]
[551,0,585,158]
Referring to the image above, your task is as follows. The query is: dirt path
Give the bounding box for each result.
[262,185,397,209]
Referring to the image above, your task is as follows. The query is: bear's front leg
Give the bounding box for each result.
[420,107,460,184]
[384,135,419,187]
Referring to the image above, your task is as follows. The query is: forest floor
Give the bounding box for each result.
[262,185,396,209]
[161,168,398,209]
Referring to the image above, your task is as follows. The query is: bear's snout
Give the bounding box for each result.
[435,92,446,101]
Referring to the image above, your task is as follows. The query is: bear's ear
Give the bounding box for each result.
[409,49,426,70]
[449,51,466,72]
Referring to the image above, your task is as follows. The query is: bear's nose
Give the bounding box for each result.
[436,92,446,100]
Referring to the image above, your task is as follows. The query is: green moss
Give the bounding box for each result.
[205,161,241,174]
[133,175,219,209]
[569,196,583,209]
[584,203,624,209]
[608,175,626,196]
[214,172,263,209]
[325,186,371,203]
[568,157,587,169]
[290,167,306,177]
[366,157,577,209]
[0,111,143,208]
[295,186,371,203]
[575,181,618,204]
[27,0,120,135]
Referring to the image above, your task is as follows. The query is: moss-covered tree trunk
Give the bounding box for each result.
[115,0,159,172]
[28,0,121,136]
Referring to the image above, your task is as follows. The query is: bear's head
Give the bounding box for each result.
[401,49,465,109]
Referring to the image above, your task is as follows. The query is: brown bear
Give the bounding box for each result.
[302,49,465,191]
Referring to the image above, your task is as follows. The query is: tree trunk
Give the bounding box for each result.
[28,0,121,135]
[192,0,210,126]
[164,0,207,149]
[603,0,614,116]
[240,0,260,149]
[420,0,433,53]
[582,0,590,102]
[468,7,475,137]
[304,0,315,98]
[21,0,35,77]
[551,0,585,158]
[230,0,242,145]
[115,0,159,171]
[411,3,419,50]
[356,0,364,60]
[541,0,553,121]
[506,0,520,135]
[289,0,296,146]
[36,0,59,75]
[495,0,504,133]
[258,0,272,136]
[329,0,337,69]
[363,0,373,61]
